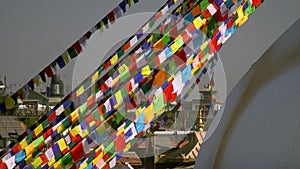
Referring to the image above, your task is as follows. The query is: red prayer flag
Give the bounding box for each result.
[123,41,131,52]
[73,41,83,54]
[43,128,53,140]
[44,65,54,77]
[48,112,56,123]
[252,0,261,7]
[87,95,95,109]
[108,11,116,23]
[114,134,126,152]
[70,142,84,163]
[11,144,21,154]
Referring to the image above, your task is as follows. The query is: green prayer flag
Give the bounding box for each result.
[108,68,115,77]
[140,82,151,94]
[245,2,256,15]
[200,0,209,10]
[79,102,87,116]
[120,88,128,103]
[117,48,125,56]
[86,154,94,164]
[102,16,108,26]
[34,136,44,148]
[149,18,155,28]
[208,19,216,33]
[182,2,188,15]
[124,57,131,66]
[60,152,72,166]
[162,32,170,46]
[93,109,101,121]
[96,124,106,137]
[201,53,209,63]
[69,142,76,149]
[148,60,156,68]
[26,133,33,144]
[54,152,63,161]
[42,119,49,128]
[84,80,91,89]
[168,59,176,74]
[120,69,130,82]
[62,118,70,129]
[175,37,184,47]
[67,47,78,59]
[50,61,56,68]
[115,112,123,124]
[104,142,116,154]
[154,93,165,112]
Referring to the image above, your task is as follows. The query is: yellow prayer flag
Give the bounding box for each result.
[32,157,42,168]
[235,6,244,25]
[25,142,34,156]
[186,58,194,65]
[92,71,99,83]
[89,121,96,127]
[118,64,128,74]
[110,54,118,65]
[53,160,62,169]
[81,129,89,138]
[48,158,56,167]
[111,76,120,87]
[176,6,182,13]
[144,103,154,123]
[70,109,79,123]
[127,0,132,7]
[33,76,40,87]
[76,86,84,97]
[99,21,104,32]
[193,17,203,29]
[5,96,15,109]
[192,66,201,75]
[136,107,142,117]
[168,75,174,81]
[124,142,131,152]
[200,41,208,51]
[25,154,33,165]
[70,125,81,137]
[34,124,43,136]
[93,155,102,166]
[117,128,124,136]
[114,90,123,108]
[171,43,179,53]
[57,138,67,151]
[175,36,183,46]
[141,65,151,76]
[147,35,153,43]
[62,51,70,64]
[57,124,64,134]
[238,14,249,27]
[20,139,28,149]
[79,162,88,169]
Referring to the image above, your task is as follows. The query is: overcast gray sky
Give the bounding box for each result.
[0,0,299,97]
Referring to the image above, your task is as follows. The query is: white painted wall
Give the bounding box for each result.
[195,19,300,169]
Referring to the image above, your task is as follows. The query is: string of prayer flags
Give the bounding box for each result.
[5,0,193,156]
[77,0,262,167]
[0,0,142,114]
[0,0,264,168]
